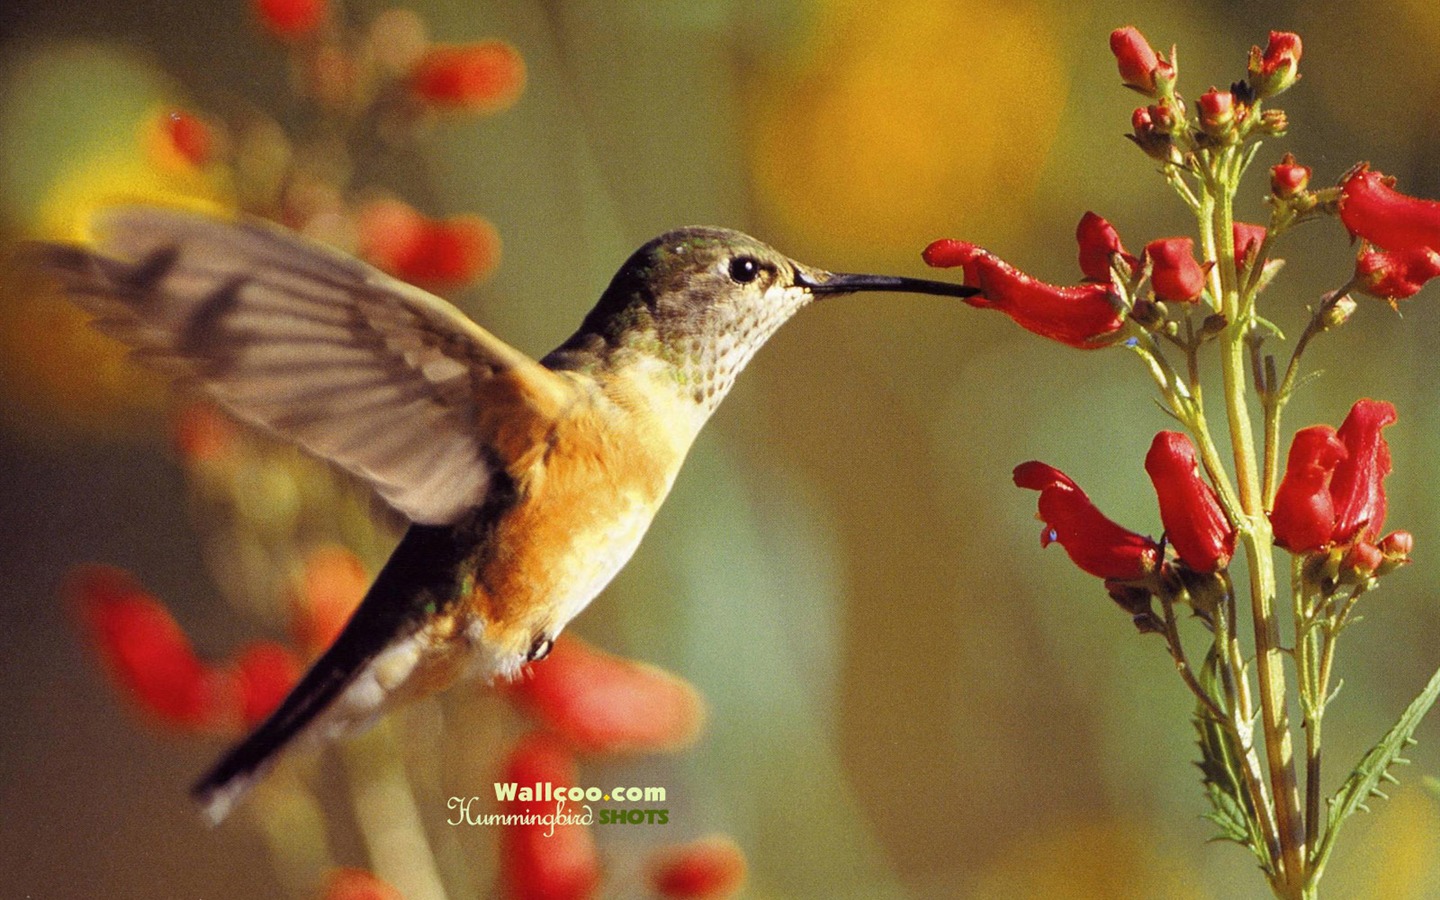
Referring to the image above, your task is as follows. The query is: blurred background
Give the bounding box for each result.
[4,0,1440,897]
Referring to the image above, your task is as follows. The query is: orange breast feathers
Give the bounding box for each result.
[468,385,682,659]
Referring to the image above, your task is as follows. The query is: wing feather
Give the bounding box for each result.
[30,207,574,524]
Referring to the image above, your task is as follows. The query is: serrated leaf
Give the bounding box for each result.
[1311,663,1440,879]
[1192,653,1270,868]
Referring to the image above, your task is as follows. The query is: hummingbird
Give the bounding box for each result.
[32,207,975,824]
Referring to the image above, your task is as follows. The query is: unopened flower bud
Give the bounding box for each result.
[1197,88,1236,137]
[1110,27,1169,96]
[1271,153,1311,199]
[1128,107,1171,160]
[1341,540,1384,580]
[1320,295,1358,330]
[1249,31,1302,98]
[1257,108,1289,135]
[1376,530,1414,575]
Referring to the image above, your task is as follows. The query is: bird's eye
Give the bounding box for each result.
[728,256,762,284]
[526,634,554,662]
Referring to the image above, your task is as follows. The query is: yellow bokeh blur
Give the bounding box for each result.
[0,44,231,432]
[743,0,1068,263]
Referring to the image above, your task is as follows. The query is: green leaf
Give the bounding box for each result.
[1312,664,1440,879]
[1192,654,1271,871]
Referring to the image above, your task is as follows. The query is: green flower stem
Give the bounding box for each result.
[1201,147,1307,893]
[1293,557,1325,864]
[1209,581,1285,873]
[1261,281,1359,506]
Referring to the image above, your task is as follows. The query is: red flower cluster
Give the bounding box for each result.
[1271,399,1411,572]
[925,211,1235,343]
[357,198,502,288]
[1015,432,1236,622]
[1340,164,1440,300]
[69,566,303,733]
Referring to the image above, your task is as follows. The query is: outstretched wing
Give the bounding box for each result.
[31,207,573,525]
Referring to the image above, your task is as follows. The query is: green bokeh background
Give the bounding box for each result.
[4,0,1440,897]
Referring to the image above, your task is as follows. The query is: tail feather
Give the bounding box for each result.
[192,523,465,824]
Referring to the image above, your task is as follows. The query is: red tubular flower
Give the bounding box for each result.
[508,635,705,753]
[1144,432,1234,573]
[1355,247,1440,300]
[1013,461,1160,581]
[1076,212,1137,282]
[1233,222,1268,272]
[1271,153,1311,199]
[922,240,1124,348]
[497,734,601,900]
[253,0,326,40]
[68,566,230,732]
[648,836,747,900]
[357,199,501,287]
[1144,237,1207,302]
[1270,426,1347,552]
[1329,399,1397,544]
[409,42,526,113]
[1109,27,1166,95]
[1197,88,1236,136]
[1339,164,1440,254]
[233,642,301,728]
[1249,31,1302,97]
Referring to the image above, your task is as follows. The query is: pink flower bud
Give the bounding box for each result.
[1014,462,1160,581]
[1356,247,1440,300]
[1249,31,1302,97]
[1330,399,1397,544]
[1339,164,1440,254]
[1076,212,1138,282]
[1144,237,1207,302]
[1271,153,1311,199]
[1109,27,1171,95]
[1271,426,1347,552]
[923,239,1124,348]
[1343,541,1384,577]
[1145,432,1235,573]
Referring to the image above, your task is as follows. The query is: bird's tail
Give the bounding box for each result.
[191,523,465,824]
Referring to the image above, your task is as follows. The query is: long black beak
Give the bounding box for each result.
[795,269,978,298]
